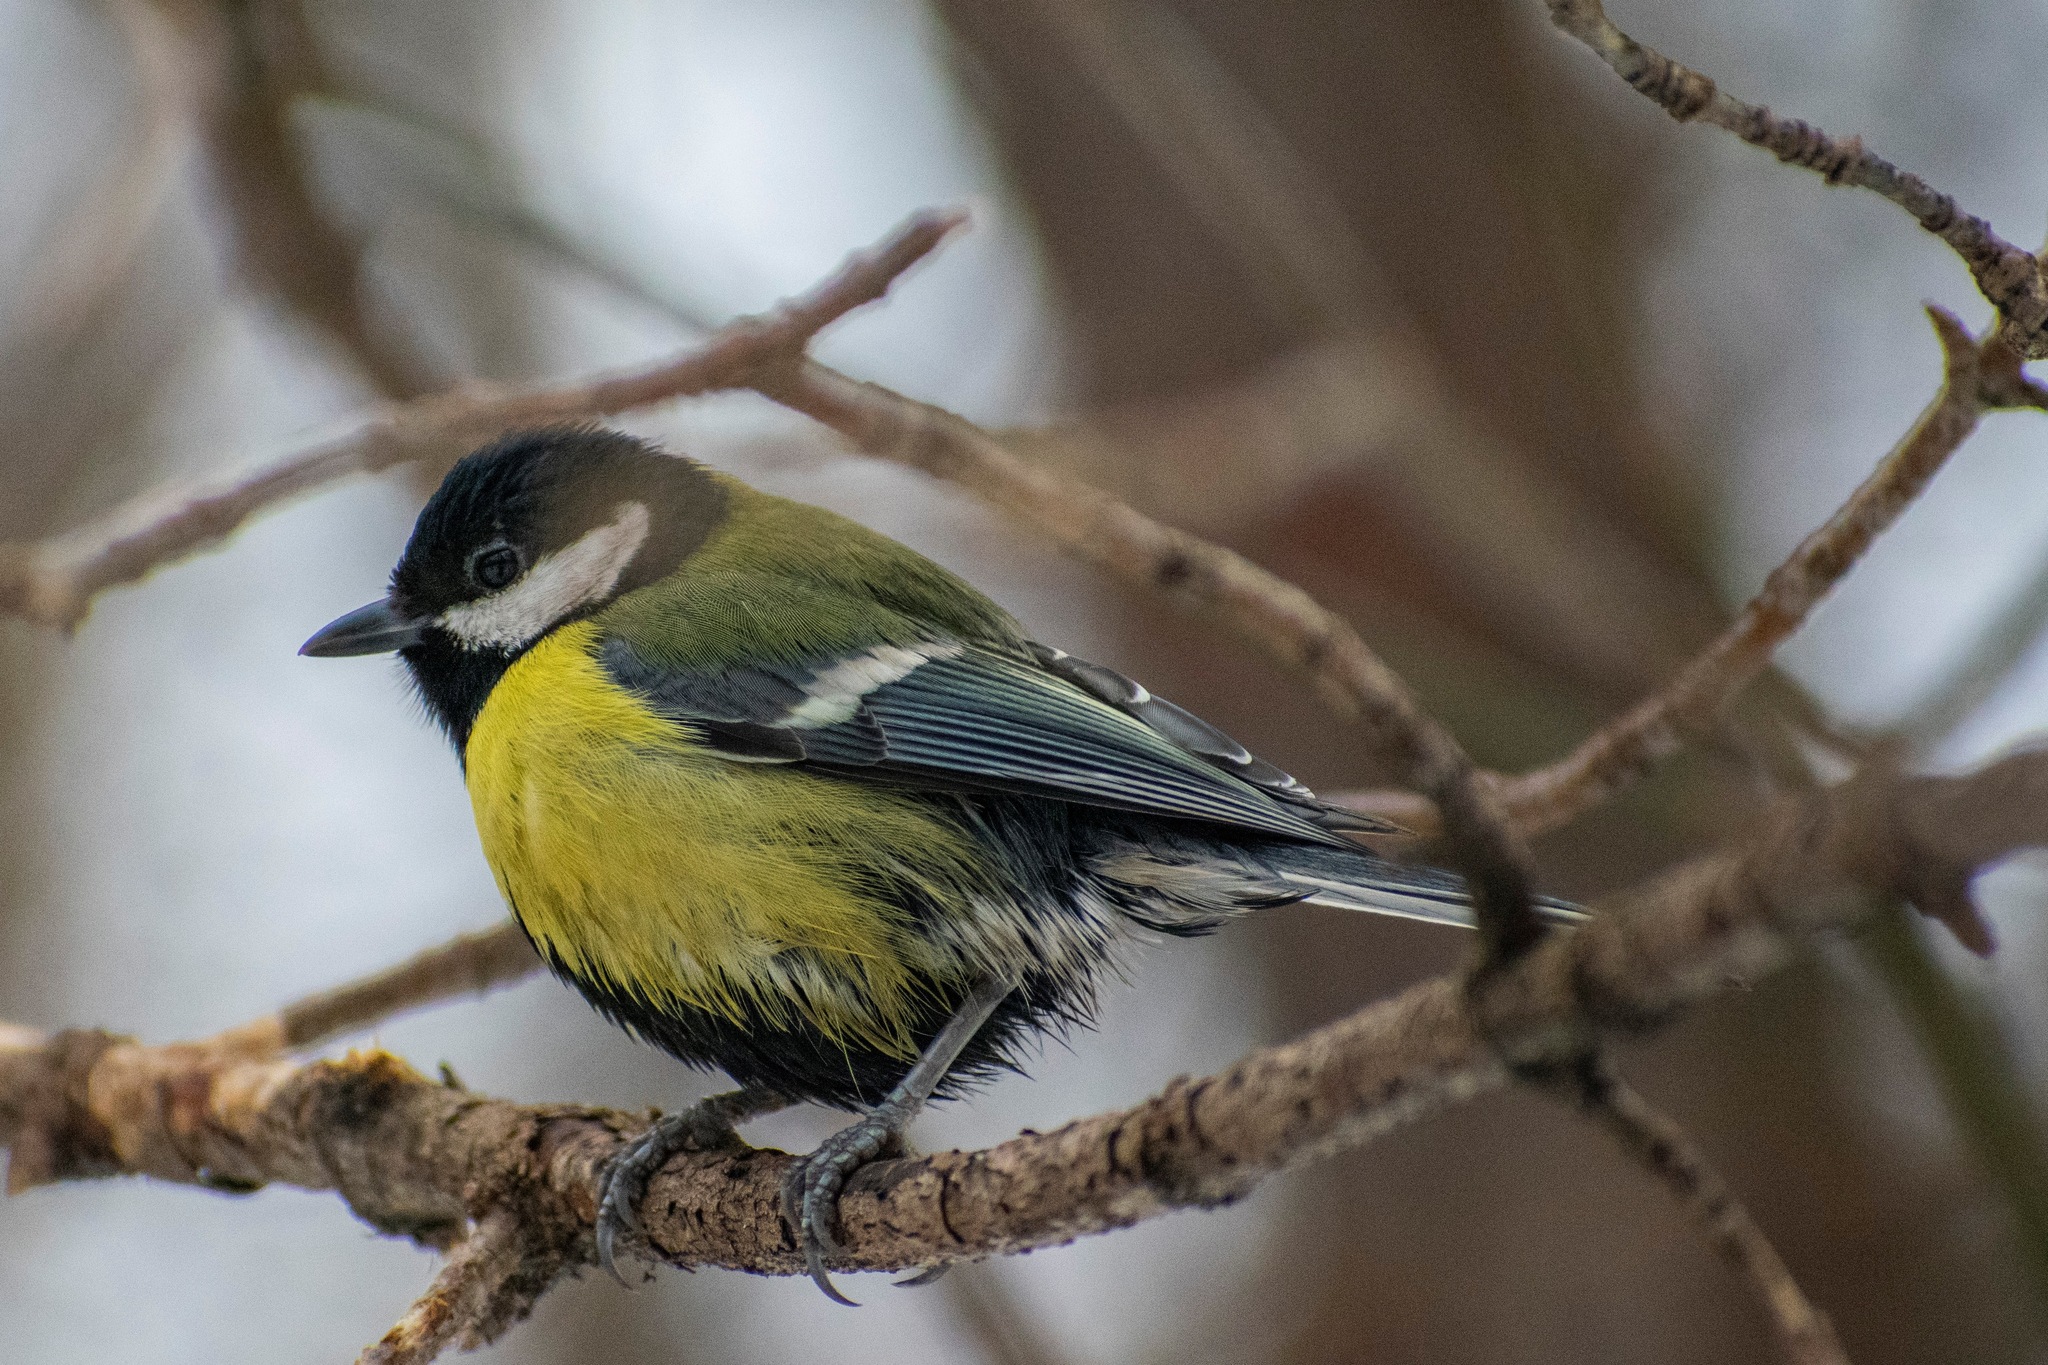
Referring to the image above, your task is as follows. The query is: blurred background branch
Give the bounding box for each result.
[3,0,2047,1362]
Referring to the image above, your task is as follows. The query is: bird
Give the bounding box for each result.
[300,425,1579,1302]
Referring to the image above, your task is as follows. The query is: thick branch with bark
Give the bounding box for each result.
[3,753,2033,1284]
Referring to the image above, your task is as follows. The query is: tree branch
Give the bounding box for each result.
[1570,1062,1850,1365]
[4,753,2034,1289]
[0,209,963,633]
[210,923,540,1059]
[358,1209,565,1365]
[1493,309,2037,837]
[1543,0,2048,358]
[1338,308,2045,840]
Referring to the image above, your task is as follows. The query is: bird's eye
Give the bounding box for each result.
[468,544,523,591]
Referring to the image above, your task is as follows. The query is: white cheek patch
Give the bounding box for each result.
[785,642,964,727]
[440,501,651,650]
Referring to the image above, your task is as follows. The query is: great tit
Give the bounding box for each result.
[302,426,1578,1301]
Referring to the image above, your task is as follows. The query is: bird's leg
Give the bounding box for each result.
[597,1084,787,1284]
[783,976,1014,1305]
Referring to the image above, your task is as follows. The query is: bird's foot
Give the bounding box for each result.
[597,1089,777,1286]
[780,1113,908,1306]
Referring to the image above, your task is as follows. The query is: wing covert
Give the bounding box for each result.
[600,637,1360,845]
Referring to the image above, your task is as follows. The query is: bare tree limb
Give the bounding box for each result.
[1338,309,2046,840]
[211,923,540,1060]
[1543,0,2048,358]
[0,209,963,632]
[3,753,2034,1286]
[1557,1057,1850,1365]
[357,1208,566,1365]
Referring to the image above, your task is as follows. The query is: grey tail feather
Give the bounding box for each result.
[1282,870,1587,931]
[1087,830,1586,935]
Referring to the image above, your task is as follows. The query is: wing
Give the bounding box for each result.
[600,636,1392,845]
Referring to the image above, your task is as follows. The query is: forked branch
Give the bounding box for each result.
[1490,309,2044,841]
[1544,0,2048,357]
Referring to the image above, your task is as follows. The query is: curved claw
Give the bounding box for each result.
[782,1117,904,1307]
[781,1152,860,1305]
[596,1129,665,1288]
[893,1264,950,1288]
[807,1240,860,1307]
[596,1090,782,1288]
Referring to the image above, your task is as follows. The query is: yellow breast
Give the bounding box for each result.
[462,622,988,1057]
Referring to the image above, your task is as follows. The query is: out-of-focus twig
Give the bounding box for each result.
[211,922,539,1059]
[1858,910,2048,1307]
[1543,0,2048,358]
[14,0,200,352]
[1898,533,2048,753]
[193,0,433,399]
[941,1266,1075,1365]
[1007,0,1716,706]
[1018,0,1375,335]
[1561,1058,1849,1365]
[0,209,963,632]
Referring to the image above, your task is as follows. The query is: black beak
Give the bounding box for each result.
[300,598,429,657]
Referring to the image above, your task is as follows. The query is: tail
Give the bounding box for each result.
[1086,832,1586,935]
[1280,861,1586,930]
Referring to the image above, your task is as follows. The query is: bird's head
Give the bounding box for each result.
[301,426,726,743]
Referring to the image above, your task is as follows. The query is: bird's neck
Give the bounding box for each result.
[400,631,521,759]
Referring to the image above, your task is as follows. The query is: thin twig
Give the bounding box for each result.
[0,209,963,632]
[3,751,2033,1279]
[210,922,539,1059]
[14,0,198,351]
[1337,309,2044,838]
[1563,1059,1849,1365]
[1543,0,2048,358]
[1495,310,2034,835]
[357,1209,563,1365]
